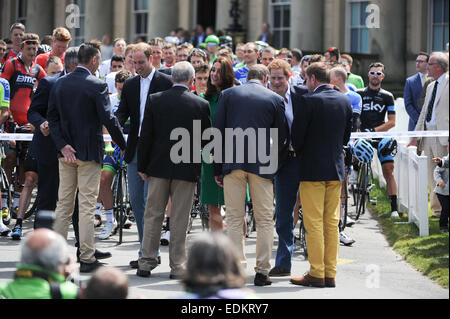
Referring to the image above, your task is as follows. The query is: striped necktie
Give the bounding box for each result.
[426,81,439,123]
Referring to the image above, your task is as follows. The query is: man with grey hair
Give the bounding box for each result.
[136,61,211,279]
[0,229,79,299]
[410,52,449,217]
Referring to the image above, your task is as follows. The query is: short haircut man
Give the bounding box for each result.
[77,41,101,64]
[46,55,64,75]
[306,62,331,84]
[52,27,72,43]
[268,58,292,78]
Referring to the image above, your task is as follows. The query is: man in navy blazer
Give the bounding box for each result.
[214,64,289,287]
[290,62,352,288]
[48,42,126,273]
[404,52,429,131]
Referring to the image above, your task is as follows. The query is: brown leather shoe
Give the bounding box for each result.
[325,277,336,288]
[290,273,325,288]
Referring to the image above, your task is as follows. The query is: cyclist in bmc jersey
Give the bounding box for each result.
[0,33,46,227]
[356,62,400,218]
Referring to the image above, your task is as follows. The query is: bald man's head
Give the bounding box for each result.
[21,229,69,275]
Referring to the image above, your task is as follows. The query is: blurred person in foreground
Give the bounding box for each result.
[0,229,79,299]
[178,232,258,299]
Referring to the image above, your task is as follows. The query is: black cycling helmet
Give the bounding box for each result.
[37,44,51,56]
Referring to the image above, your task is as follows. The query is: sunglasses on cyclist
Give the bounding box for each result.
[369,71,383,76]
[22,39,39,45]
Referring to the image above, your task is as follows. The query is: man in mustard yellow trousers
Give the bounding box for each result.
[290,62,352,288]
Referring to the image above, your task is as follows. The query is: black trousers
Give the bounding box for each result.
[437,193,449,229]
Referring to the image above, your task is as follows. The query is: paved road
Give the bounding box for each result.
[0,200,447,299]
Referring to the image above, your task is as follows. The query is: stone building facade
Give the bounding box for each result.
[1,0,448,94]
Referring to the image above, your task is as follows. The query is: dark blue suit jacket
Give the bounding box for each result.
[404,73,423,131]
[291,85,352,182]
[28,71,65,164]
[214,80,289,180]
[47,67,126,164]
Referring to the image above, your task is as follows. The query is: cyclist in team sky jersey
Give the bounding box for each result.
[0,33,46,223]
[355,62,400,219]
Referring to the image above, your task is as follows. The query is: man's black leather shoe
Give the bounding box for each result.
[254,273,272,286]
[136,269,151,277]
[80,260,103,273]
[77,249,111,262]
[130,256,161,269]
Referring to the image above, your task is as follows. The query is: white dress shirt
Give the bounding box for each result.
[138,68,156,136]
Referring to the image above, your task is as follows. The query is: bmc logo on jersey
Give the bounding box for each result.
[16,74,37,85]
[363,102,385,112]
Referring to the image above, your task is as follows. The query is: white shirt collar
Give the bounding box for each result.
[77,65,92,75]
[140,67,156,82]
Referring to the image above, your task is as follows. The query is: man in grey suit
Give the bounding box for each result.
[136,62,211,279]
[48,42,127,273]
[410,52,449,217]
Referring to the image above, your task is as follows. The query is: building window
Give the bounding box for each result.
[347,0,370,54]
[269,0,291,49]
[132,0,149,42]
[70,0,85,46]
[16,0,27,25]
[430,0,449,51]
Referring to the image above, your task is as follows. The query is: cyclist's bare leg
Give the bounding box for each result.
[16,171,37,219]
[98,170,115,210]
[382,162,397,196]
[208,204,223,231]
[3,151,16,187]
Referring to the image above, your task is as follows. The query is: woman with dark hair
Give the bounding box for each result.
[178,232,257,299]
[200,57,235,231]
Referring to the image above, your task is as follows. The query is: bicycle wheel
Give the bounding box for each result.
[340,180,348,231]
[299,213,308,260]
[200,205,210,231]
[355,164,368,220]
[0,167,12,223]
[245,206,255,238]
[24,193,38,219]
[113,171,125,245]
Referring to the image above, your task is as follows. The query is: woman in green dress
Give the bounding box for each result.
[200,57,236,231]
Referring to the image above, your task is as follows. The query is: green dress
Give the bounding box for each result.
[200,93,225,206]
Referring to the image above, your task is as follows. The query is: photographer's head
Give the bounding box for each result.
[21,229,70,276]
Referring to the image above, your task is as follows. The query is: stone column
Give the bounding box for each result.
[84,0,113,42]
[26,0,54,38]
[216,0,232,32]
[247,0,268,43]
[290,0,324,51]
[113,0,128,40]
[369,0,406,95]
[323,0,346,50]
[405,0,429,76]
[148,0,179,39]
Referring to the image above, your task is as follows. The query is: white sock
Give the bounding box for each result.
[1,196,7,209]
[105,209,114,223]
[95,203,103,216]
[13,192,20,208]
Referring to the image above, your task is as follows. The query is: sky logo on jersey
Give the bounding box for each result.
[16,74,37,85]
[363,102,385,113]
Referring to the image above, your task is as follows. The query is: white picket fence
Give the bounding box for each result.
[394,141,429,236]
